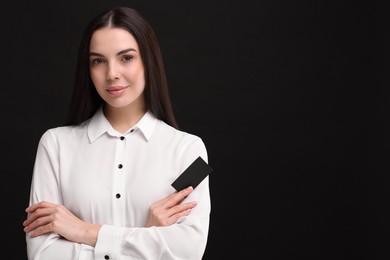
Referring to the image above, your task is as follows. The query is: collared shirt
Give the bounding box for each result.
[26,108,210,260]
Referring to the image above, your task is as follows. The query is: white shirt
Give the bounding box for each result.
[26,108,211,260]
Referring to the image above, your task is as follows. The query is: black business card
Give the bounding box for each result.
[171,156,213,191]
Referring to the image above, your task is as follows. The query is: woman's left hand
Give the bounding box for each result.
[23,201,101,247]
[146,186,197,227]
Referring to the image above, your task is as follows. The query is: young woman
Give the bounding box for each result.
[23,6,211,260]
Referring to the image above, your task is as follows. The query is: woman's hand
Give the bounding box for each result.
[146,186,197,227]
[23,201,101,247]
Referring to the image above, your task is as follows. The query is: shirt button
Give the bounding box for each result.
[116,193,121,199]
[118,164,123,169]
[104,255,110,259]
[120,136,125,140]
[130,129,134,133]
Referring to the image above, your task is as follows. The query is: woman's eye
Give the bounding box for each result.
[91,58,104,65]
[122,56,133,62]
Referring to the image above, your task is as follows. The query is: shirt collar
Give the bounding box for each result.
[87,107,158,143]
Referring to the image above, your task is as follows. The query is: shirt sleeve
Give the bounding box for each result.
[26,130,92,260]
[94,138,211,260]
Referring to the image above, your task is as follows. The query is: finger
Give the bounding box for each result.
[152,186,194,209]
[178,186,194,198]
[23,207,54,226]
[24,215,53,234]
[167,208,193,224]
[27,222,55,237]
[25,201,54,213]
[166,201,197,218]
[165,186,194,208]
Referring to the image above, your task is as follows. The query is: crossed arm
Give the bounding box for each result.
[23,186,196,247]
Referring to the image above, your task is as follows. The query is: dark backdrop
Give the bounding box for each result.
[1,0,389,259]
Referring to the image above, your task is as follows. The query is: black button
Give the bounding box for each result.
[118,164,123,169]
[116,193,121,199]
[130,129,134,133]
[120,136,125,140]
[104,255,110,259]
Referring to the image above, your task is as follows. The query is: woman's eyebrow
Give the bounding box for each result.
[117,48,136,55]
[89,52,104,57]
[89,48,137,57]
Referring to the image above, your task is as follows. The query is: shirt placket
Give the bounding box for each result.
[112,133,128,224]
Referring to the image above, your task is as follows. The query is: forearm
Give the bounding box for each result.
[95,219,209,260]
[27,233,94,260]
[79,223,102,247]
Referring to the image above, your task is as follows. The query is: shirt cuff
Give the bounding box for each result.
[94,225,125,259]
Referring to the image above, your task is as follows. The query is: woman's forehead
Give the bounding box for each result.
[90,27,139,52]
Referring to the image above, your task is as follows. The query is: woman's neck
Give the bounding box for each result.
[103,104,146,134]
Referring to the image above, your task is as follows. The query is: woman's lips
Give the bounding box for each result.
[106,86,128,96]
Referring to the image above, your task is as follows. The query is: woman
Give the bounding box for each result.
[23,6,211,260]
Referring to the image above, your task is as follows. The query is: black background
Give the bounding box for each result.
[1,0,389,259]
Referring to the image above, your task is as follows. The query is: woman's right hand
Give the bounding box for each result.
[145,186,197,227]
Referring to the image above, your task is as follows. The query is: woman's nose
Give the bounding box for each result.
[106,63,120,81]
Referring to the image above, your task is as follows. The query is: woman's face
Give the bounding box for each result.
[89,27,145,110]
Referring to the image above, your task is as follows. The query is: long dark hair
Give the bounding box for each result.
[65,6,178,129]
